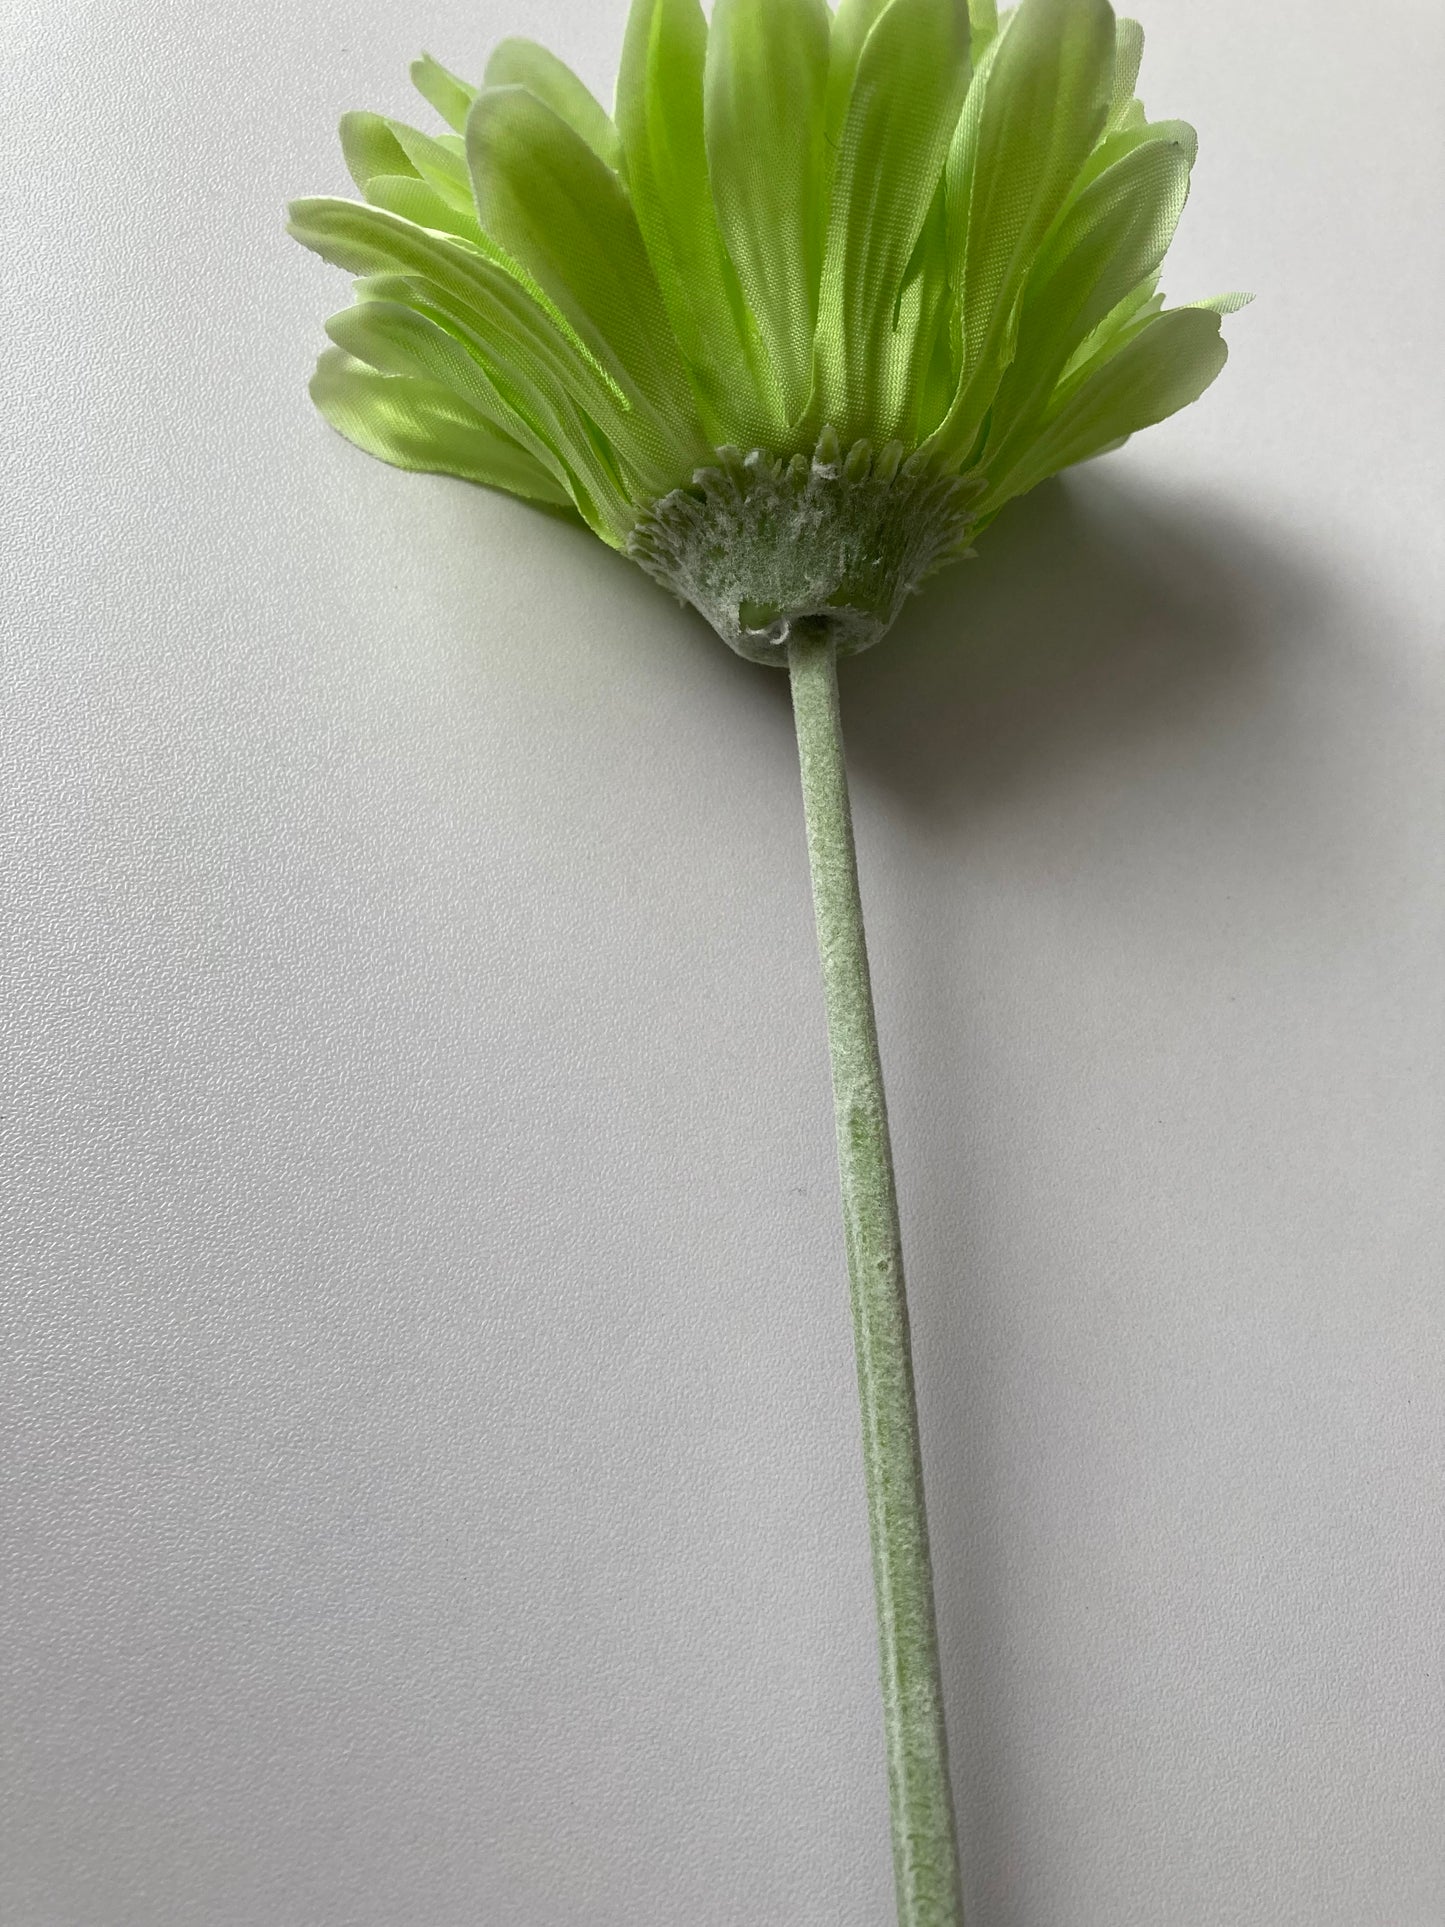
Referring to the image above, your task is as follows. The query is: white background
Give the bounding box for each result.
[4,1,1443,1922]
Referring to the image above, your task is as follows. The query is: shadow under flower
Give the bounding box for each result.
[839,471,1318,820]
[828,472,1328,1920]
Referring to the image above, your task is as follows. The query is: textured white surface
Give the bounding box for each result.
[4,1,1444,1922]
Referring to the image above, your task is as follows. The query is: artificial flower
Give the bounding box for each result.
[289,6,1245,1920]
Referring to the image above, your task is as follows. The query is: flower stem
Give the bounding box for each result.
[787,625,964,1927]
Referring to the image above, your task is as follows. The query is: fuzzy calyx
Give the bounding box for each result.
[627,429,983,666]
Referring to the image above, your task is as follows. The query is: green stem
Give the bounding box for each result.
[788,625,963,1927]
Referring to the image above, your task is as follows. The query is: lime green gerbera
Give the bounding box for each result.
[288,0,1243,661]
[289,6,1244,1922]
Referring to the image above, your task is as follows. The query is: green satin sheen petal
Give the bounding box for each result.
[616,0,782,445]
[339,113,419,194]
[1191,290,1255,315]
[384,123,475,212]
[287,197,682,504]
[484,38,622,170]
[299,185,627,417]
[340,112,478,217]
[310,346,574,505]
[814,0,972,446]
[985,132,1193,467]
[1109,17,1144,123]
[362,174,483,245]
[341,279,639,542]
[1058,273,1162,383]
[326,299,551,457]
[410,53,477,133]
[1071,114,1198,201]
[932,0,1115,462]
[894,178,957,443]
[465,84,709,462]
[983,305,1228,508]
[967,0,999,53]
[824,0,893,158]
[705,0,830,429]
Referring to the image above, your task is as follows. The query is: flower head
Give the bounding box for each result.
[289,0,1246,661]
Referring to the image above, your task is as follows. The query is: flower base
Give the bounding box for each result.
[628,429,983,666]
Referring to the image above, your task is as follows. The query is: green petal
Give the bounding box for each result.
[287,196,687,502]
[410,53,478,134]
[1109,18,1144,125]
[704,0,830,429]
[1072,115,1198,199]
[895,176,957,441]
[1058,274,1162,382]
[933,0,1116,461]
[615,0,781,446]
[484,38,622,170]
[310,345,573,505]
[384,123,475,213]
[327,294,632,537]
[968,0,1000,55]
[326,298,545,452]
[816,0,895,298]
[344,276,640,543]
[1190,291,1255,315]
[309,170,609,384]
[985,133,1193,469]
[814,0,972,446]
[823,0,892,159]
[466,83,708,463]
[339,112,477,221]
[288,196,504,297]
[339,112,419,194]
[362,174,482,244]
[983,306,1229,508]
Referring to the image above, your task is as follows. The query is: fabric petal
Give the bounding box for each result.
[484,38,622,170]
[287,196,688,504]
[1189,291,1255,315]
[362,174,482,244]
[823,0,893,160]
[1108,18,1144,126]
[615,0,781,445]
[384,123,476,213]
[985,132,1193,470]
[1072,115,1198,200]
[466,83,708,461]
[339,113,420,194]
[967,0,1000,55]
[704,0,830,430]
[345,277,640,542]
[932,0,1116,461]
[410,54,477,134]
[325,298,552,459]
[814,0,972,446]
[982,306,1229,508]
[310,346,574,505]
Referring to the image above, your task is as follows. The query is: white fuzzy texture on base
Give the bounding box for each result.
[628,429,983,665]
